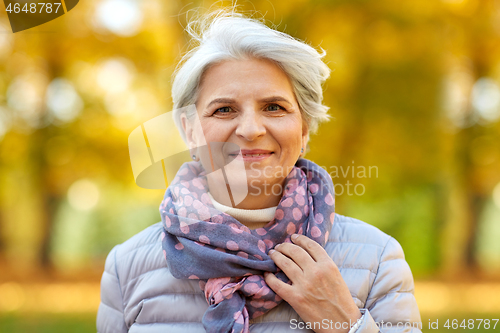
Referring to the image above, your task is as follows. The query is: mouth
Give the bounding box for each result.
[228,149,274,162]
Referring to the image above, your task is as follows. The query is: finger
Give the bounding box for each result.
[290,234,329,262]
[269,249,303,281]
[274,242,315,271]
[264,272,292,301]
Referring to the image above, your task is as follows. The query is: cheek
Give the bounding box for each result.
[200,120,233,143]
[273,121,303,151]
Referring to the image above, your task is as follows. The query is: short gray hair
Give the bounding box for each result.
[171,9,331,142]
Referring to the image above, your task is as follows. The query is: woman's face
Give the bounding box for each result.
[184,57,308,208]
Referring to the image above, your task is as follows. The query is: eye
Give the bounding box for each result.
[213,106,233,115]
[266,104,285,112]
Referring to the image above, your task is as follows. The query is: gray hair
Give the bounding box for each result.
[171,9,331,142]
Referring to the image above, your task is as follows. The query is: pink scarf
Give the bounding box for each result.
[160,158,335,333]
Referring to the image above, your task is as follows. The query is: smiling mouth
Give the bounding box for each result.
[230,153,272,157]
[227,150,274,161]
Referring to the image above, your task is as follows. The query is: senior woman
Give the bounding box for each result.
[97,10,421,333]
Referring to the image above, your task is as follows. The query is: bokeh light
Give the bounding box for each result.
[471,77,500,123]
[46,78,83,123]
[493,182,500,209]
[67,179,100,211]
[6,73,48,128]
[442,65,475,128]
[0,107,11,140]
[0,22,13,59]
[96,58,134,94]
[93,0,143,37]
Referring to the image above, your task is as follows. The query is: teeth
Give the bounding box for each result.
[228,153,270,157]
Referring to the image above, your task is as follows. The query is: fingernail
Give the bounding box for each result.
[291,234,299,241]
[269,249,276,255]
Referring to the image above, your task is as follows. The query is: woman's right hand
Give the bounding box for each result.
[264,234,361,333]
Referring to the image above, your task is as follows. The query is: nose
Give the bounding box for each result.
[234,110,266,141]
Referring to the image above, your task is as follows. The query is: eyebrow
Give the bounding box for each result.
[206,96,293,108]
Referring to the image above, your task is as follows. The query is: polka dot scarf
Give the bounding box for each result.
[160,158,335,333]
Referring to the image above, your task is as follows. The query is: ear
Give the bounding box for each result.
[181,113,197,152]
[301,121,309,153]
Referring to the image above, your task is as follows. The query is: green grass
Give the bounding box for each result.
[0,313,96,333]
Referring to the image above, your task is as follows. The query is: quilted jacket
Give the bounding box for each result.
[97,214,422,332]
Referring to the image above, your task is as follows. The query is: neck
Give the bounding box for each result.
[207,179,282,210]
[207,193,277,230]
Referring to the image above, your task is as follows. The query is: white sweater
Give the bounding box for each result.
[207,192,277,227]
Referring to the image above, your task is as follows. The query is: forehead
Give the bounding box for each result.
[197,58,295,102]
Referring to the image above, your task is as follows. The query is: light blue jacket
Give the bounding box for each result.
[97,214,422,332]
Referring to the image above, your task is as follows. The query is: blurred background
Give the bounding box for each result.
[1,0,500,331]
